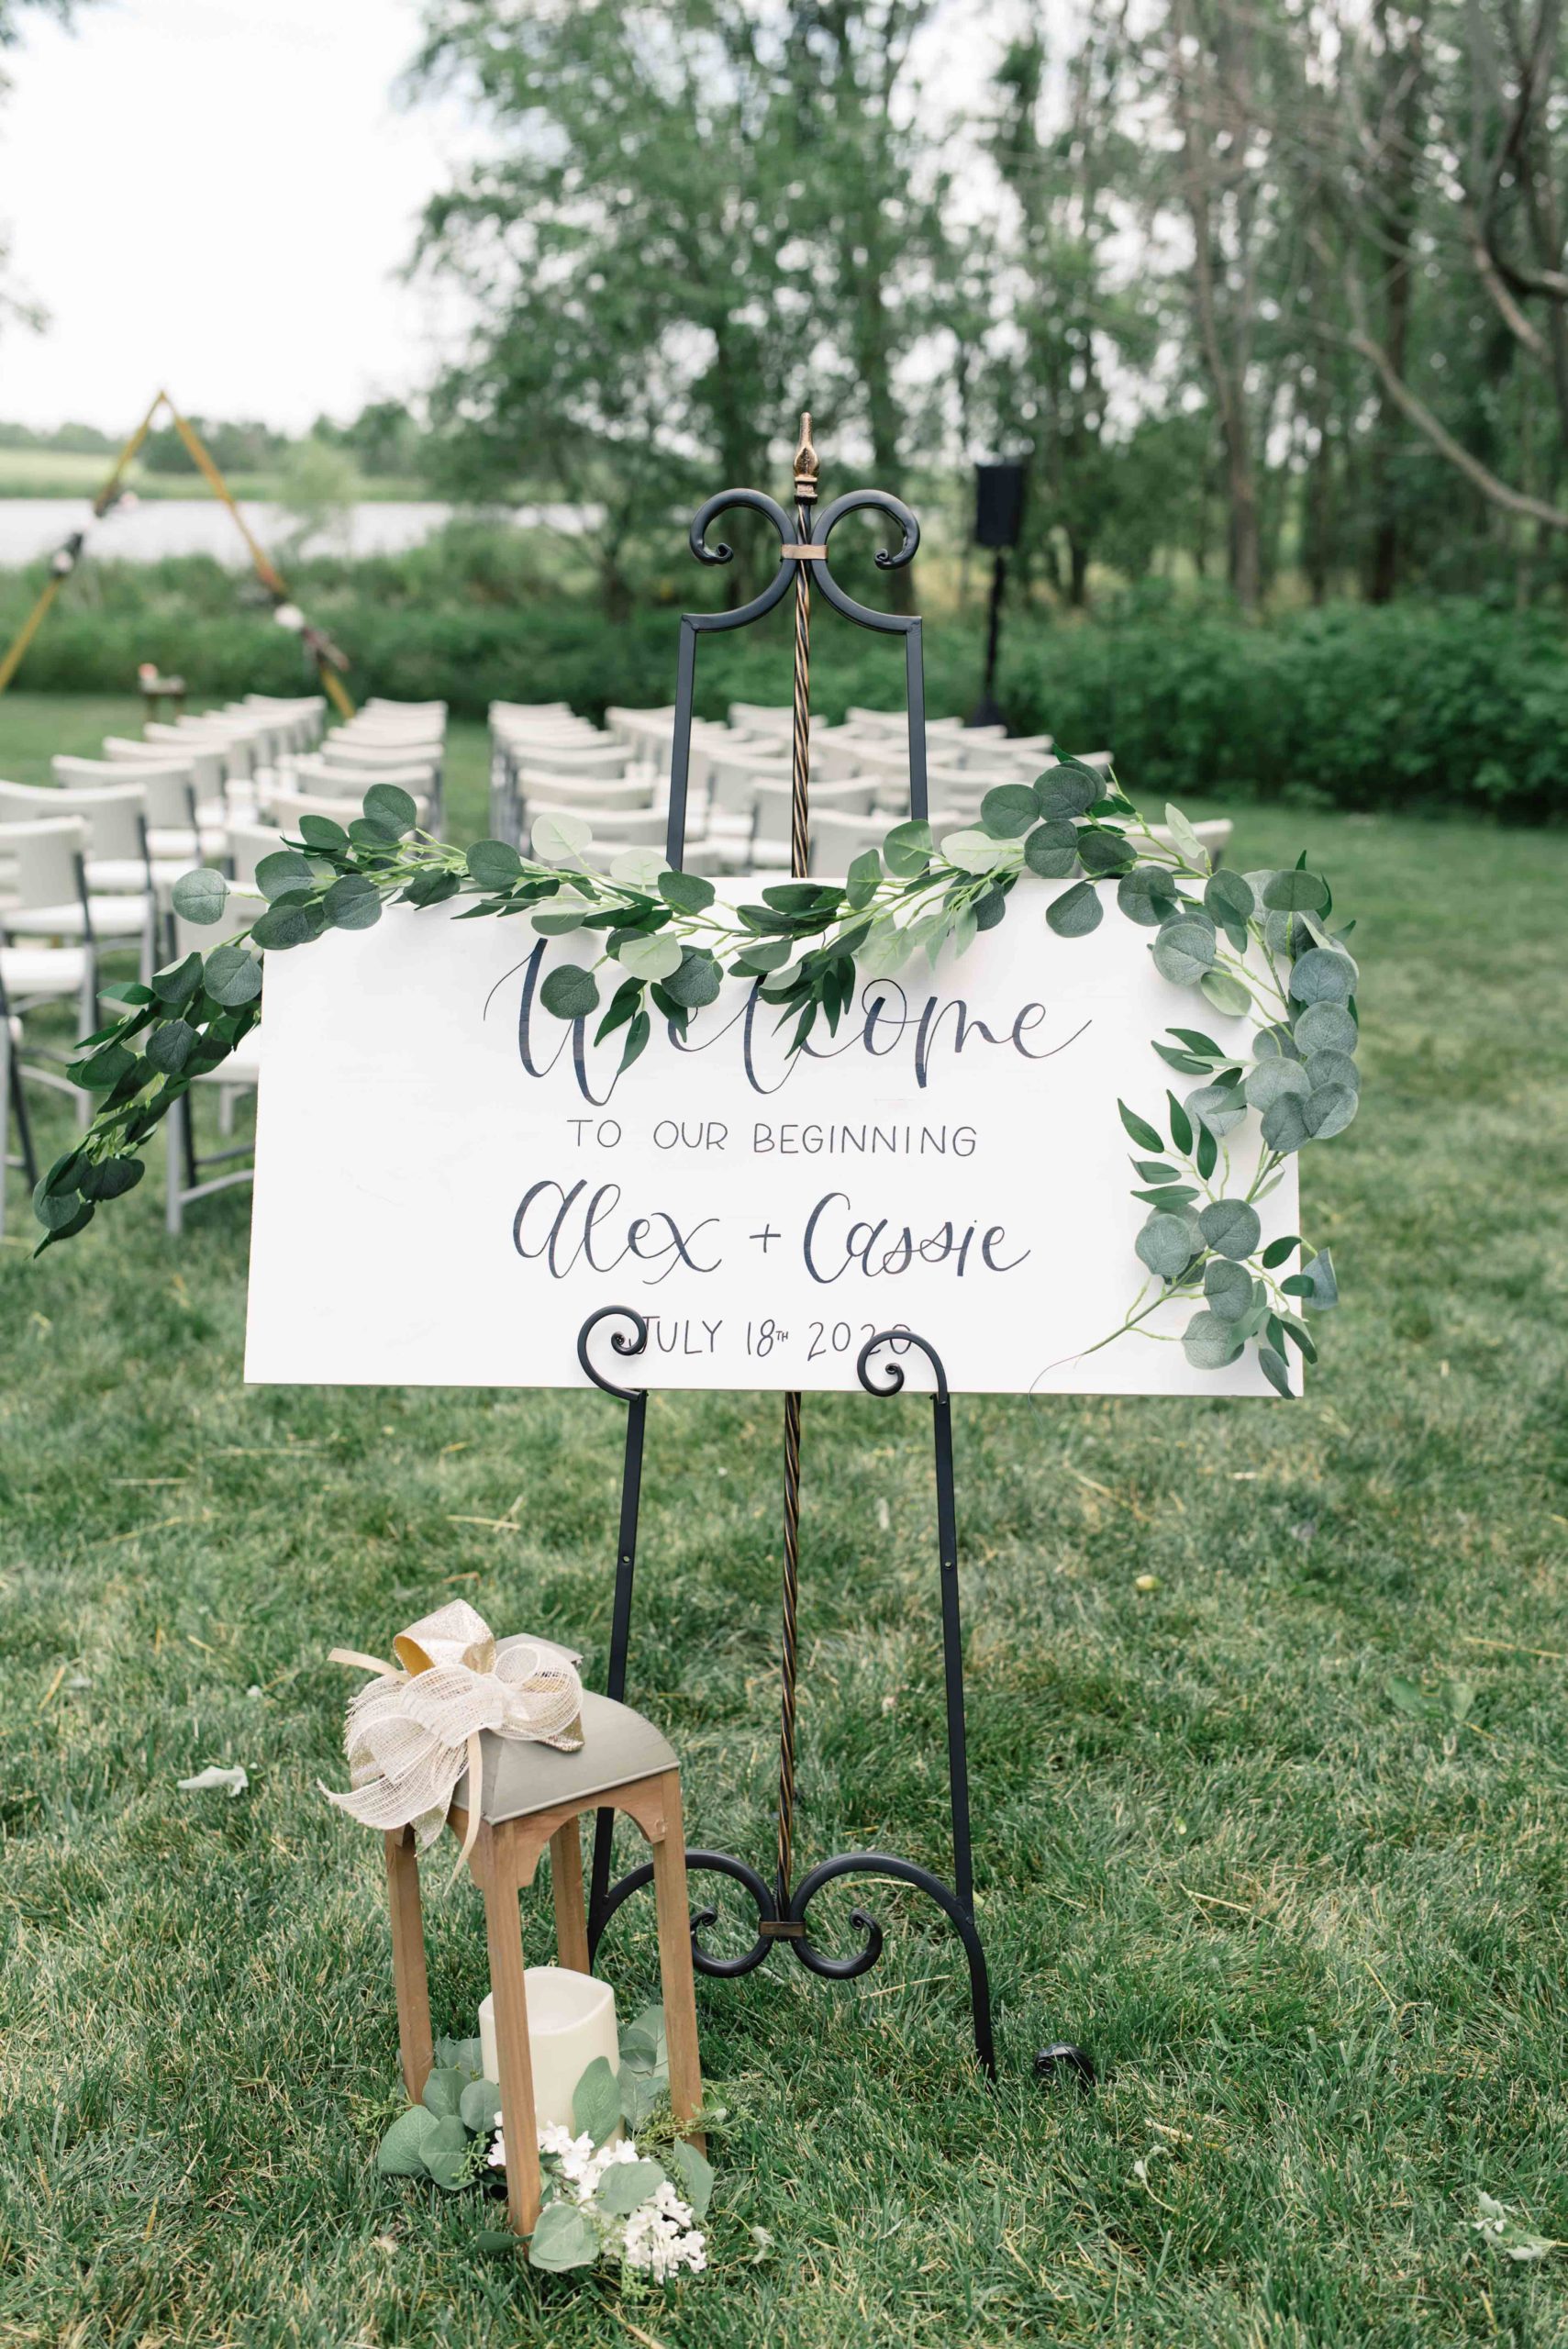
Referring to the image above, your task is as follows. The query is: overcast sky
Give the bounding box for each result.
[0,0,472,431]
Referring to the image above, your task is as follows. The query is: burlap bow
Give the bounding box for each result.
[323,1600,584,1872]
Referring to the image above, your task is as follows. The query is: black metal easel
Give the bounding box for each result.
[575,422,1093,2087]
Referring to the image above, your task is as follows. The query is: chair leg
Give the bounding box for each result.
[479,1825,542,2236]
[650,1769,705,2151]
[165,1094,185,1236]
[550,1819,590,1974]
[384,1828,434,2102]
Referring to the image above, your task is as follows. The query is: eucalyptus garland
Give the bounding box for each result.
[31,758,1360,1390]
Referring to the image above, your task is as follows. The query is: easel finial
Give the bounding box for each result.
[794,412,819,502]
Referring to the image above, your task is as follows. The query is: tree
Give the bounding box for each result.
[408,0,804,612]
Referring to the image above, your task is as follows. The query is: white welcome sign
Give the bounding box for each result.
[244,898,1297,1396]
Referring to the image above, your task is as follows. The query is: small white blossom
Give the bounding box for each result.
[488,2121,707,2281]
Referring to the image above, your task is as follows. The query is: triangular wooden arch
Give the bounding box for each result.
[0,388,354,713]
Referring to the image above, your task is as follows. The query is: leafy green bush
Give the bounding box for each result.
[1000,596,1568,821]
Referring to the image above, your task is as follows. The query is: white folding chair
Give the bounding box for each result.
[0,783,156,973]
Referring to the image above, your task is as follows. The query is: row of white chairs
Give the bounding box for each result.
[1,695,444,1237]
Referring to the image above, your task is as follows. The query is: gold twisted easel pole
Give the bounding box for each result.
[773,413,818,1921]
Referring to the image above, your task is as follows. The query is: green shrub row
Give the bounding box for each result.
[3,562,1562,818]
[999,598,1568,821]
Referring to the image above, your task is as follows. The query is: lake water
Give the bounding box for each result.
[0,498,595,564]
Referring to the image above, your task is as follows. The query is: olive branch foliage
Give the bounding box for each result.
[32,760,1360,1388]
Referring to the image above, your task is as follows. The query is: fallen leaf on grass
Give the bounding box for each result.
[176,1765,250,1798]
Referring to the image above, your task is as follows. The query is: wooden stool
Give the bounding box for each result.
[383,1680,704,2238]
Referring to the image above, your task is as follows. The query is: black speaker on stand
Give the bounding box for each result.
[968,460,1029,730]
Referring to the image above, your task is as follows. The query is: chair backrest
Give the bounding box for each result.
[503,740,628,779]
[706,749,791,819]
[0,777,146,862]
[753,777,877,841]
[144,719,254,780]
[517,769,654,812]
[0,816,87,913]
[103,737,227,799]
[367,697,447,717]
[806,807,963,876]
[287,757,436,797]
[319,740,443,772]
[269,782,430,829]
[530,802,668,848]
[728,703,794,737]
[58,755,196,833]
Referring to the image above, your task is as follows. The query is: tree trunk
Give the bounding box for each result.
[1367,0,1422,602]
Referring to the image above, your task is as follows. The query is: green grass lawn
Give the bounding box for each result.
[2,697,1566,2345]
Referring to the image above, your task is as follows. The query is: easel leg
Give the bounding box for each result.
[651,1769,705,2151]
[550,1819,590,1973]
[479,1826,541,2235]
[384,1828,434,2102]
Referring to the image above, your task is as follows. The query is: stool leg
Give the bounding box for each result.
[479,1825,542,2236]
[550,1819,591,1974]
[384,1828,433,2103]
[650,1769,705,2152]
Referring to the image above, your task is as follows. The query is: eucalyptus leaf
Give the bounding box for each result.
[1136,1210,1201,1280]
[539,963,600,1020]
[1305,1048,1360,1096]
[363,782,419,831]
[323,874,382,930]
[1162,803,1210,869]
[1204,1258,1254,1321]
[1244,1058,1310,1112]
[1289,945,1359,1005]
[1261,1094,1311,1153]
[1076,827,1135,876]
[1294,1000,1357,1056]
[145,1019,196,1075]
[1199,969,1251,1019]
[531,811,593,862]
[1199,1197,1262,1260]
[1183,1309,1244,1369]
[1046,880,1102,937]
[1034,765,1100,818]
[882,819,932,877]
[1118,1100,1165,1152]
[1262,868,1330,913]
[1186,1081,1248,1139]
[662,947,723,1008]
[459,2077,502,2133]
[255,850,317,901]
[1117,864,1180,927]
[941,827,1015,874]
[1023,819,1080,878]
[1257,1342,1294,1397]
[667,2137,714,2219]
[1305,1082,1359,1139]
[616,932,683,983]
[595,2158,667,2217]
[420,2066,466,2120]
[1151,918,1217,985]
[528,2200,599,2272]
[1203,867,1255,932]
[660,868,716,914]
[376,2104,442,2176]
[1302,1247,1339,1309]
[171,868,228,924]
[298,812,349,852]
[467,839,523,888]
[201,946,261,1008]
[572,2054,622,2149]
[608,846,666,887]
[150,952,204,1006]
[977,783,1040,839]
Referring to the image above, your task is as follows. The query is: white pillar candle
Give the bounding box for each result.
[480,1966,620,2133]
